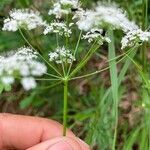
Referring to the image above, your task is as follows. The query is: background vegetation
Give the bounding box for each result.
[0,0,150,149]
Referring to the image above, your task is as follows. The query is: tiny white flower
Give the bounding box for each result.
[30,62,47,76]
[75,3,138,33]
[21,77,37,91]
[20,64,30,76]
[60,0,79,8]
[0,46,47,90]
[3,9,44,31]
[43,21,72,36]
[49,47,75,64]
[74,10,96,31]
[121,29,150,49]
[83,28,110,44]
[1,76,14,85]
[48,0,80,18]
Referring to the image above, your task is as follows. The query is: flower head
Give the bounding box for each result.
[0,47,47,90]
[43,21,72,36]
[49,47,75,64]
[3,9,44,31]
[121,29,150,49]
[75,3,138,33]
[21,77,37,91]
[48,0,80,18]
[82,28,111,44]
[74,10,96,31]
[95,3,138,32]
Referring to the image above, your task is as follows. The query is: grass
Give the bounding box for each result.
[108,29,119,150]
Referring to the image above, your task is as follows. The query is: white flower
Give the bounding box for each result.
[83,28,111,44]
[15,47,38,60]
[49,2,66,18]
[121,29,150,49]
[3,19,18,31]
[30,61,47,76]
[48,0,80,18]
[19,64,30,76]
[3,9,44,31]
[49,47,75,64]
[75,3,138,33]
[95,4,138,32]
[1,76,14,85]
[60,0,79,8]
[21,77,37,91]
[0,47,47,90]
[43,21,72,36]
[74,10,96,31]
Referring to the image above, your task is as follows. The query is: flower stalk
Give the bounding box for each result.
[63,77,68,136]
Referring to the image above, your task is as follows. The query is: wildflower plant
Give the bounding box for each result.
[1,0,150,148]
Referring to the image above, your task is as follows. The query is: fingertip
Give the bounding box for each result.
[75,137,90,150]
[27,136,90,150]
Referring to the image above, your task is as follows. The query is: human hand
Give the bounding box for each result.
[0,113,90,150]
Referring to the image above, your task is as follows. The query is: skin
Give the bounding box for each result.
[0,113,90,150]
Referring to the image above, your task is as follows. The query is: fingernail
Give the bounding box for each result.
[48,141,72,150]
[77,138,90,149]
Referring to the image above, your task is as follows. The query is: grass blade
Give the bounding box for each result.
[108,29,119,150]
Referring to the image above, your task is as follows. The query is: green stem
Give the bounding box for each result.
[66,14,69,48]
[18,28,62,77]
[142,0,148,72]
[67,30,83,75]
[69,43,99,78]
[63,79,68,136]
[71,46,135,81]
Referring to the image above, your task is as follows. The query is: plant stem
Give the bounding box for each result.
[69,43,99,78]
[142,0,148,71]
[63,79,68,136]
[70,47,136,80]
[67,30,83,75]
[18,28,62,77]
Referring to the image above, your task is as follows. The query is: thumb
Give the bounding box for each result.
[27,136,90,150]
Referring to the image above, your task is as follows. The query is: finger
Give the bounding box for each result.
[0,113,74,150]
[27,137,90,150]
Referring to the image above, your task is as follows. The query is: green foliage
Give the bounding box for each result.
[0,0,150,150]
[0,0,13,10]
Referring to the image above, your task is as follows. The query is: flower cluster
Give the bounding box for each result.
[49,47,75,64]
[48,0,80,18]
[82,28,111,44]
[43,21,72,36]
[74,3,150,49]
[2,9,44,31]
[74,10,96,31]
[121,29,150,49]
[0,47,47,90]
[75,3,138,33]
[95,4,138,32]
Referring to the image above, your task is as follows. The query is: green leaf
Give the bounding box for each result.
[123,128,140,150]
[108,29,119,150]
[0,84,4,93]
[20,95,34,109]
[4,84,11,91]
